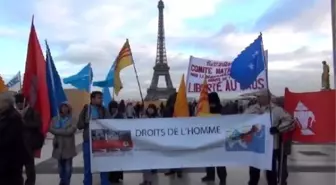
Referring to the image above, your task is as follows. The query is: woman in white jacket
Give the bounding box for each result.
[125,102,136,118]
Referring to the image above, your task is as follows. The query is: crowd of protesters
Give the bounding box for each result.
[0,90,292,185]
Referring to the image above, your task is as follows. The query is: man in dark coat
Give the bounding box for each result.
[108,100,124,183]
[77,91,110,185]
[202,92,227,185]
[163,93,183,178]
[15,93,42,185]
[0,92,26,185]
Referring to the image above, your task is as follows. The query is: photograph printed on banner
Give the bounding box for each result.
[224,124,265,154]
[91,129,134,156]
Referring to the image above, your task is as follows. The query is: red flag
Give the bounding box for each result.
[22,17,50,157]
[284,88,336,143]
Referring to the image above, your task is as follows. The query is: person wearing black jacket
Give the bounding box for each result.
[108,101,125,183]
[163,93,183,178]
[201,92,227,185]
[15,93,43,185]
[77,91,110,185]
[140,104,159,185]
[0,92,26,185]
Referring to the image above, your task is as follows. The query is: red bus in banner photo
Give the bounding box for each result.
[91,129,134,155]
[186,56,267,93]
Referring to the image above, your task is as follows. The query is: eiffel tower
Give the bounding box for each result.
[145,0,176,101]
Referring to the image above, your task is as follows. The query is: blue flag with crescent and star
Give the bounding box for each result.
[230,34,266,90]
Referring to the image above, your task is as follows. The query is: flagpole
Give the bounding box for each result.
[128,39,144,104]
[132,57,144,104]
[86,63,92,123]
[112,87,115,100]
[260,33,284,185]
[264,47,285,185]
[331,0,336,88]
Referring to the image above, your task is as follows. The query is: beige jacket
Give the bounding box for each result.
[244,103,294,149]
[49,116,77,160]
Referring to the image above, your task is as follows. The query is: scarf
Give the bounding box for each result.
[55,117,69,129]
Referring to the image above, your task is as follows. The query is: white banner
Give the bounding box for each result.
[186,55,267,93]
[90,114,273,172]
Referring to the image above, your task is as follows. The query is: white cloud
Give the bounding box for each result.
[0,26,18,37]
[2,0,333,100]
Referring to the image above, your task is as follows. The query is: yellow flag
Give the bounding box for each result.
[198,112,220,117]
[114,39,133,96]
[0,75,8,93]
[196,77,210,116]
[173,74,189,117]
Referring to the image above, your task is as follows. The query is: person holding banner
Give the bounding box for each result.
[163,93,183,178]
[201,92,227,185]
[140,104,159,185]
[107,100,124,183]
[15,93,43,185]
[77,91,110,185]
[244,90,294,185]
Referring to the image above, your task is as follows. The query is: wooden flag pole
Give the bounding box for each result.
[260,34,284,185]
[278,143,285,185]
[128,39,144,105]
[112,87,115,100]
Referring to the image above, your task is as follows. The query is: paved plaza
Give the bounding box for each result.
[32,133,336,185]
[35,170,336,185]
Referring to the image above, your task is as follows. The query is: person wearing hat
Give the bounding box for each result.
[15,93,43,185]
[244,89,294,185]
[201,92,227,185]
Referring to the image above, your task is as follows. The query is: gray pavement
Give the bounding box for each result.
[33,135,336,184]
[34,169,336,185]
[35,144,336,174]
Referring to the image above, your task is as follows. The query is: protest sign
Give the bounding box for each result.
[90,114,273,172]
[186,56,267,93]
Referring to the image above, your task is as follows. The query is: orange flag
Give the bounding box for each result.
[173,74,189,117]
[0,75,8,93]
[196,77,210,116]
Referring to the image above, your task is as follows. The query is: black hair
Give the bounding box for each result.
[160,102,165,109]
[14,93,25,103]
[108,101,118,111]
[118,100,126,113]
[146,104,158,118]
[59,103,71,115]
[163,92,177,117]
[208,92,222,114]
[90,91,103,100]
[166,92,177,108]
[208,92,221,105]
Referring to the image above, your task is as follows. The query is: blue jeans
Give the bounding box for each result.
[83,141,110,185]
[58,158,73,185]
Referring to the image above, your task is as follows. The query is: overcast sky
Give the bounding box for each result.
[0,0,333,100]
